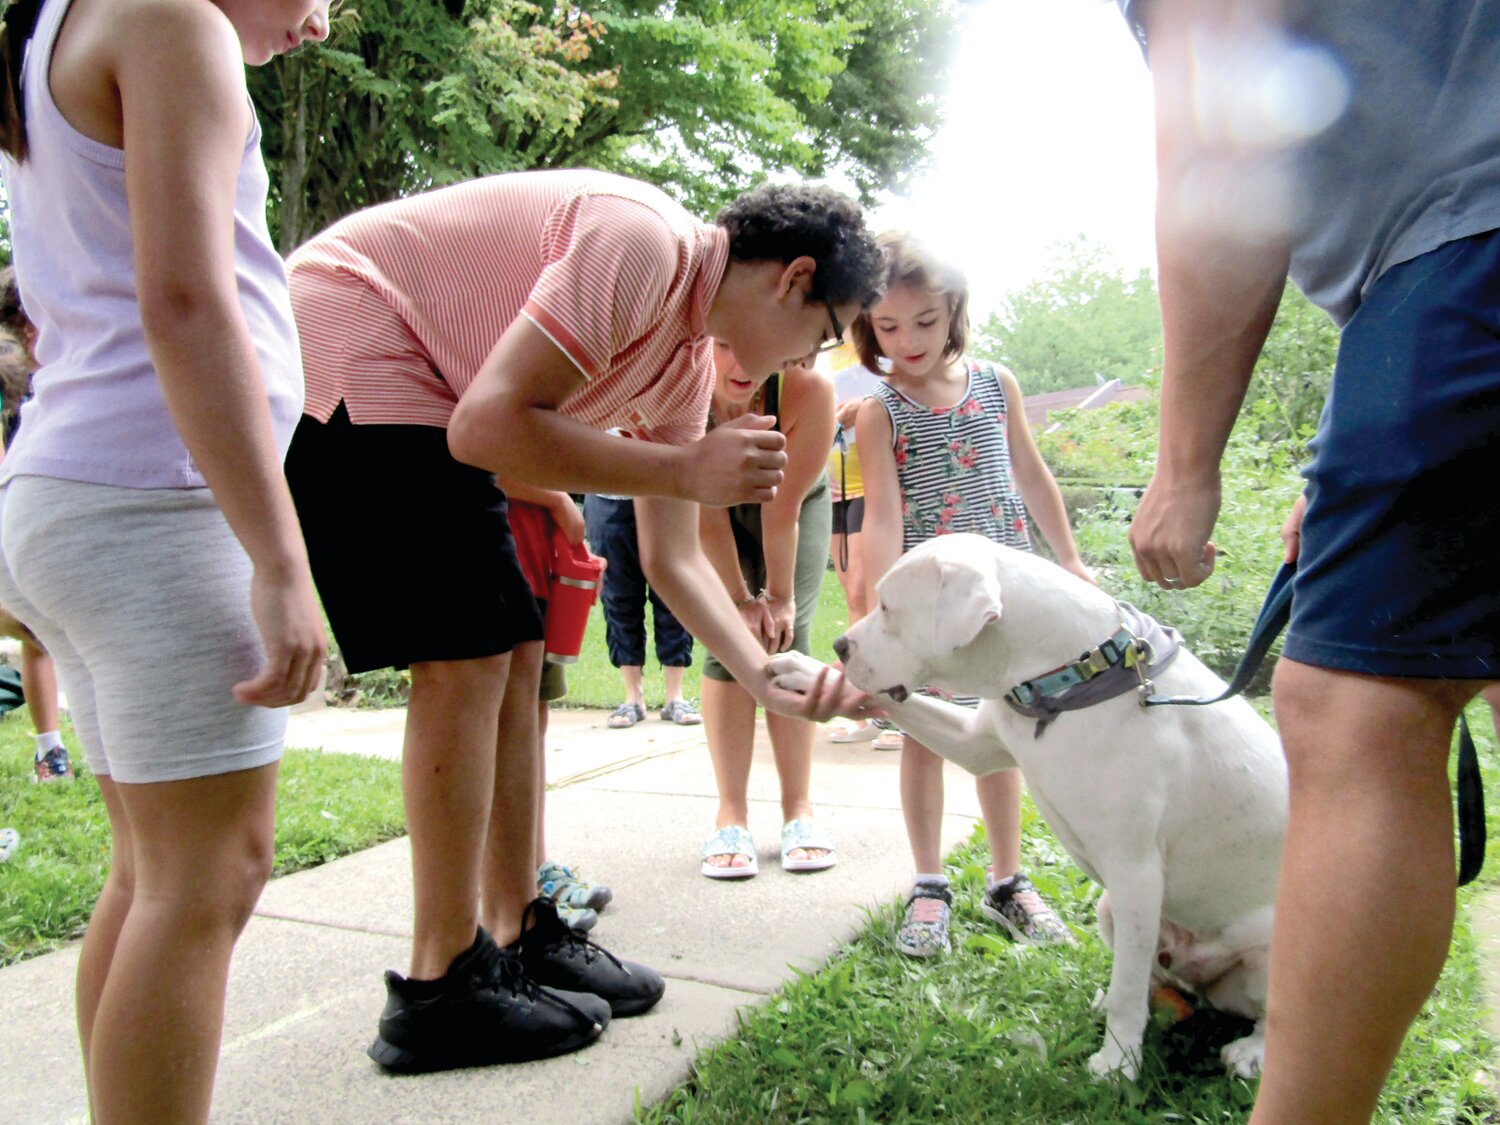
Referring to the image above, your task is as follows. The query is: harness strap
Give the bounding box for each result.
[1144,560,1485,887]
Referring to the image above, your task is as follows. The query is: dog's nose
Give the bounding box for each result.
[833,636,850,663]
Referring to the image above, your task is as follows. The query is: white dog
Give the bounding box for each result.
[772,534,1287,1080]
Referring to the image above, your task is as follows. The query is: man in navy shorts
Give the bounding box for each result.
[1118,2,1500,1122]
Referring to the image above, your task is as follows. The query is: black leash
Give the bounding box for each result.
[1143,560,1486,887]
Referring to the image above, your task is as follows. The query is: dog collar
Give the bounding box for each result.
[1004,603,1182,737]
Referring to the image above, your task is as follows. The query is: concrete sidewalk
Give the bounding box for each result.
[1,706,986,1124]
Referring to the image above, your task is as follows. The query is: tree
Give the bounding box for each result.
[1243,281,1338,450]
[970,237,1162,395]
[248,0,959,250]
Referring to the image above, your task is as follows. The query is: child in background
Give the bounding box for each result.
[503,492,614,931]
[0,2,329,1122]
[0,267,72,781]
[822,345,889,746]
[854,231,1093,958]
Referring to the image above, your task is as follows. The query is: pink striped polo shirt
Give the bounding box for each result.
[287,170,729,446]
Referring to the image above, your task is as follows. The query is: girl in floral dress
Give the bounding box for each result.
[854,231,1094,957]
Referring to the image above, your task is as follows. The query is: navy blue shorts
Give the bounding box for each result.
[1285,229,1500,680]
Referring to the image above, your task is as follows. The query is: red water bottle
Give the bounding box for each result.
[545,527,605,664]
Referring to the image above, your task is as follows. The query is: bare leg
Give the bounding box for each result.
[830,528,868,624]
[901,736,947,873]
[765,707,827,862]
[404,653,509,977]
[87,764,278,1125]
[534,697,549,865]
[76,776,133,1116]
[664,663,688,705]
[975,768,1023,877]
[619,665,644,708]
[1249,661,1478,1125]
[20,637,59,735]
[701,674,757,870]
[479,640,544,945]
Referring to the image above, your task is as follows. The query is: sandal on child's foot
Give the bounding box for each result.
[538,860,613,913]
[606,702,646,729]
[700,825,758,879]
[780,818,837,872]
[828,721,878,744]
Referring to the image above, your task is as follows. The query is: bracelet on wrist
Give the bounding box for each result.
[734,592,760,608]
[765,592,794,606]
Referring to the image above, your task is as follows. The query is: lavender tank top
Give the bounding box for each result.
[0,0,303,489]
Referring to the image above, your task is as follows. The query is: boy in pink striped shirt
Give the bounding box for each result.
[284,171,887,1073]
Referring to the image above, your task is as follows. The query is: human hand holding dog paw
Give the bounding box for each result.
[765,653,884,723]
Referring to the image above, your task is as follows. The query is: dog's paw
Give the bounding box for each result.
[768,651,825,694]
[1086,1043,1140,1082]
[1221,1028,1265,1078]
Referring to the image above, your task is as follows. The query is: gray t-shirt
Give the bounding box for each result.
[1121,0,1500,326]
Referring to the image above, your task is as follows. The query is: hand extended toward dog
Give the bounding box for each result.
[686,414,787,506]
[764,651,884,723]
[234,564,328,708]
[1128,473,1219,590]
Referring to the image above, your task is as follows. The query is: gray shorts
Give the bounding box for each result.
[0,477,286,783]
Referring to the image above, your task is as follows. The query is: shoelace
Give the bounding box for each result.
[478,930,603,1026]
[520,899,628,975]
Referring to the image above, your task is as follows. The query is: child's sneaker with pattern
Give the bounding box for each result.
[981,872,1076,946]
[896,880,953,958]
[33,745,73,783]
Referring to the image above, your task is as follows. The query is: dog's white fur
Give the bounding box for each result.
[772,534,1287,1080]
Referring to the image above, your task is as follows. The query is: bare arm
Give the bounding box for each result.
[698,501,772,649]
[637,494,876,721]
[494,475,583,545]
[1127,0,1290,590]
[760,367,836,651]
[448,317,787,506]
[855,395,903,609]
[1000,369,1093,583]
[117,5,323,706]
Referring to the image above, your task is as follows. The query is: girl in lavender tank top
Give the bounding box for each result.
[0,1,327,1119]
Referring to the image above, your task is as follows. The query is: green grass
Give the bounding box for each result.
[638,715,1500,1125]
[0,710,405,966]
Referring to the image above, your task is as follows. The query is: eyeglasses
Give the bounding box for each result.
[814,295,845,354]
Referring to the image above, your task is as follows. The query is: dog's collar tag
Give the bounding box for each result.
[1004,604,1182,736]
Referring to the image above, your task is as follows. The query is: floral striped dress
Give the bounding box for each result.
[873,359,1032,555]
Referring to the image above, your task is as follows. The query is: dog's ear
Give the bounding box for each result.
[931,557,1002,654]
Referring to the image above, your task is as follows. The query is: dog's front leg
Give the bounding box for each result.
[879,694,1016,775]
[1087,861,1165,1082]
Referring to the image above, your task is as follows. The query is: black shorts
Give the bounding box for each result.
[832,495,864,536]
[284,402,543,673]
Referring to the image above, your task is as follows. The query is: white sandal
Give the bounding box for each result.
[701,825,758,879]
[780,818,837,872]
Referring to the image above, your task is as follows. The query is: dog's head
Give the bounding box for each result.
[836,534,1004,701]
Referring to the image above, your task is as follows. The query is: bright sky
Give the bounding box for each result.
[867,0,1159,317]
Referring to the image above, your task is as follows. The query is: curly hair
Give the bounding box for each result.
[715,183,886,310]
[850,230,970,374]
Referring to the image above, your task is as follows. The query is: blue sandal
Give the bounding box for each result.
[780,818,837,872]
[701,825,758,879]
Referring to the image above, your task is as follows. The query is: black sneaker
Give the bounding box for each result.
[511,898,666,1017]
[367,927,609,1074]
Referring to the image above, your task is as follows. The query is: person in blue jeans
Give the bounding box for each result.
[582,491,702,728]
